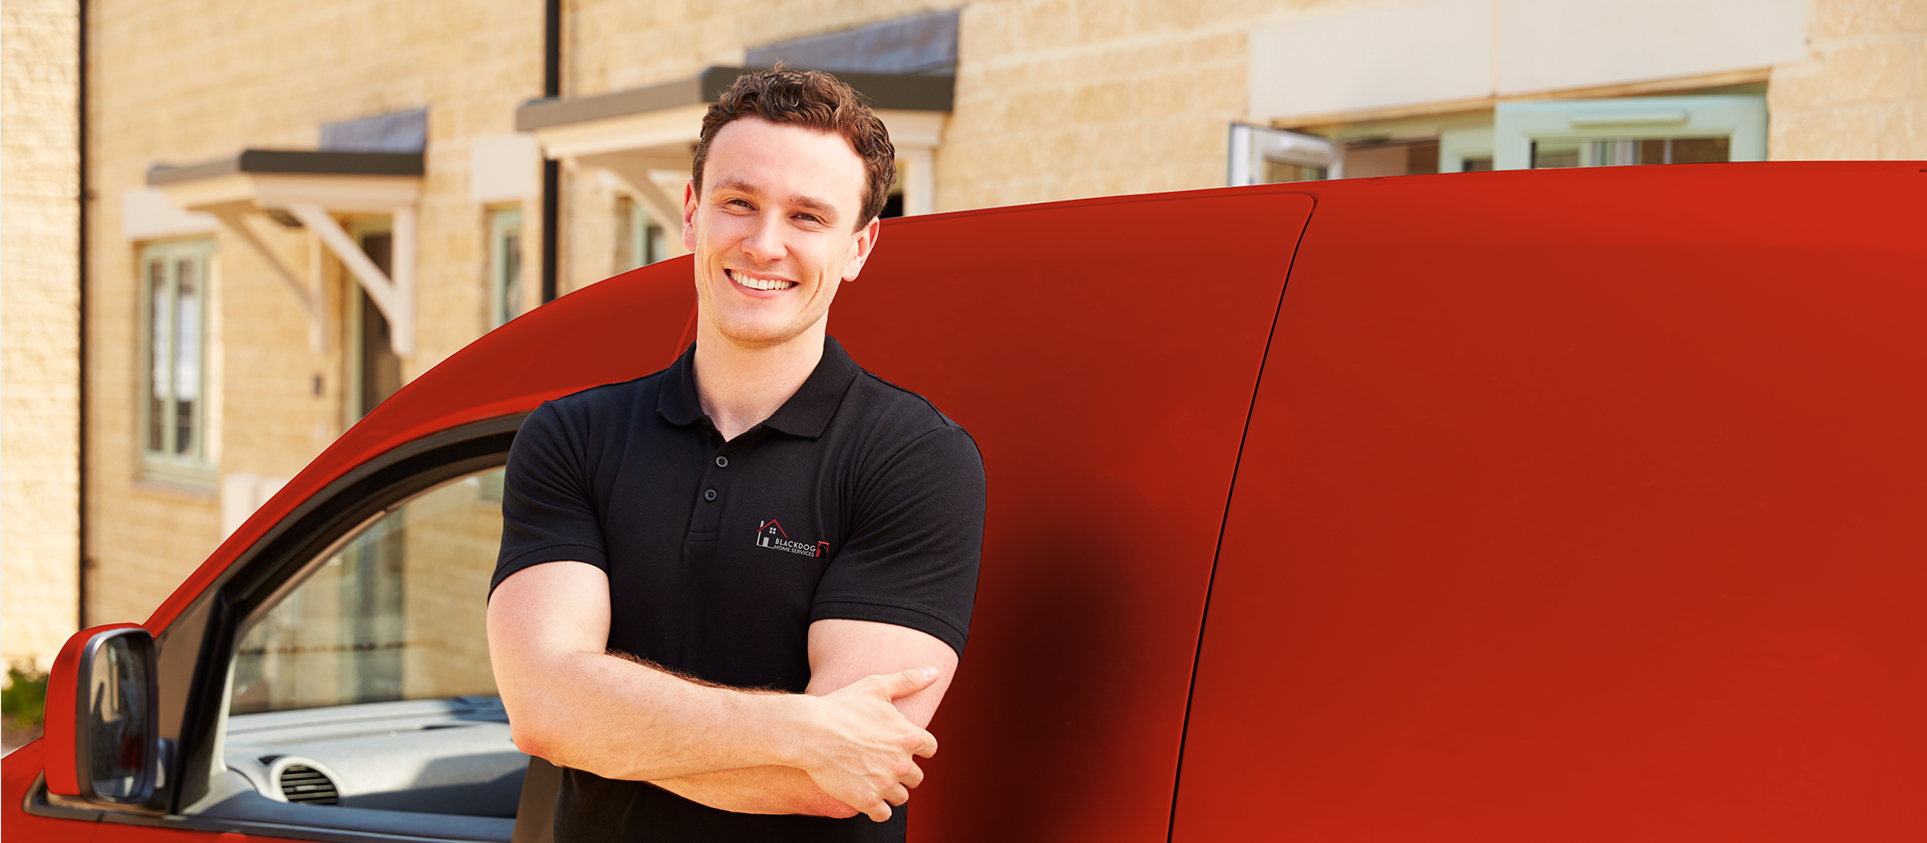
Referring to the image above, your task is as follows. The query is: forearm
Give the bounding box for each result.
[488,566,944,822]
[651,767,857,817]
[497,644,807,782]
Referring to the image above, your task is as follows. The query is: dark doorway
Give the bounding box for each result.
[356,231,403,418]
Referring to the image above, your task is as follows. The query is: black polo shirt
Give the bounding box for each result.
[492,336,986,843]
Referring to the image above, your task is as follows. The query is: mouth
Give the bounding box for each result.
[727,269,797,292]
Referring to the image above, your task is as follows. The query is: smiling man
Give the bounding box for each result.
[485,68,987,842]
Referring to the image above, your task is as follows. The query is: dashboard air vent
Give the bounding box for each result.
[278,764,339,805]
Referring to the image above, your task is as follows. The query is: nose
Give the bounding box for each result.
[739,211,785,264]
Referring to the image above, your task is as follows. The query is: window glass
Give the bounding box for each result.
[140,239,213,481]
[231,467,505,714]
[1530,136,1732,168]
[617,197,665,273]
[174,257,201,454]
[488,208,523,328]
[1227,124,1342,185]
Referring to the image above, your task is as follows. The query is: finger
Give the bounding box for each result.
[873,666,940,699]
[864,800,894,823]
[910,728,938,758]
[900,760,925,789]
[883,783,910,806]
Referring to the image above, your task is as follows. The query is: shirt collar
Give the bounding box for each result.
[656,336,861,440]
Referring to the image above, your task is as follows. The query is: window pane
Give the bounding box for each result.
[1264,160,1327,183]
[147,259,168,453]
[231,468,506,714]
[499,225,521,324]
[645,220,666,266]
[1530,140,1583,169]
[1670,137,1730,164]
[174,257,200,457]
[1534,136,1731,169]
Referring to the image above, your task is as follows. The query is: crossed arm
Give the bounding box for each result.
[485,560,959,821]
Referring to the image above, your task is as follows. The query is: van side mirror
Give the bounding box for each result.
[42,624,160,804]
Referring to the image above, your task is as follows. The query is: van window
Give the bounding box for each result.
[231,468,504,713]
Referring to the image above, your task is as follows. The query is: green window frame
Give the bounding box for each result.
[1494,95,1767,171]
[139,239,216,486]
[618,196,667,274]
[488,207,523,329]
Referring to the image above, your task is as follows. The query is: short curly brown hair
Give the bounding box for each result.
[691,66,897,229]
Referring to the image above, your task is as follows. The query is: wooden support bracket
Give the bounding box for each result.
[288,203,416,357]
[206,207,328,354]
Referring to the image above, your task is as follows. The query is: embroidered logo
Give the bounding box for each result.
[755,520,830,558]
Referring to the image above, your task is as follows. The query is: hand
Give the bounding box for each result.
[791,667,941,822]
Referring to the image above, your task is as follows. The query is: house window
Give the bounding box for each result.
[140,239,215,484]
[1227,124,1343,185]
[616,197,666,274]
[1494,95,1766,170]
[488,207,523,328]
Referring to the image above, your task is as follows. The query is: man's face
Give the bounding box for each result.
[683,115,880,351]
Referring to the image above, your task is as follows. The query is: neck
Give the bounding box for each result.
[692,321,827,441]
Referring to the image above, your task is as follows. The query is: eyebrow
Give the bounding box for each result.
[712,177,841,223]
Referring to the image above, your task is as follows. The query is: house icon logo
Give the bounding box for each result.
[755,520,830,558]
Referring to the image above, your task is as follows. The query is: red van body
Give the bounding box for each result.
[7,162,1925,842]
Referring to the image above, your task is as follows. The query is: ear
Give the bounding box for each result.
[840,216,883,283]
[681,179,700,253]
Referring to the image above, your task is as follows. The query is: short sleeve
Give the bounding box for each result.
[491,400,610,597]
[811,425,987,656]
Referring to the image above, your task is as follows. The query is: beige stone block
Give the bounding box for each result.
[1812,0,1913,38]
[1768,63,1832,111]
[1134,73,1188,115]
[1073,79,1135,123]
[1185,30,1249,66]
[1827,41,1914,103]
[1898,100,1927,157]
[1784,103,1903,157]
[1913,37,1927,96]
[1901,0,1927,30]
[1090,42,1180,79]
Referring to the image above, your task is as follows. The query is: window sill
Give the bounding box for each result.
[138,457,219,496]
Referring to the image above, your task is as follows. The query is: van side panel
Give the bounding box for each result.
[836,193,1313,842]
[1175,165,1927,840]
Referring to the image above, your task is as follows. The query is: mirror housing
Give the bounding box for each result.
[43,623,160,804]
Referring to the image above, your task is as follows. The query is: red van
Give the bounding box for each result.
[8,162,1925,842]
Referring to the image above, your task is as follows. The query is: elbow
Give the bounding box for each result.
[507,710,581,770]
[508,720,554,762]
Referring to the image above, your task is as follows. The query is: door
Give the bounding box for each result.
[1172,165,1927,839]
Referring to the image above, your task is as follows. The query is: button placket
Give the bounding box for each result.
[689,441,735,533]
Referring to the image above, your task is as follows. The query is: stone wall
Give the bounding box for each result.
[1770,0,1927,158]
[2,0,82,674]
[45,0,1927,649]
[85,0,542,626]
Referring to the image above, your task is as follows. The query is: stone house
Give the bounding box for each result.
[2,0,1921,674]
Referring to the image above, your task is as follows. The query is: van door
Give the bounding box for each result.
[1172,165,1927,840]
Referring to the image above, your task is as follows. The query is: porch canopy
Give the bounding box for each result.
[149,148,424,356]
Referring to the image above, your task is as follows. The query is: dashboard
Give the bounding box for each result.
[221,696,528,817]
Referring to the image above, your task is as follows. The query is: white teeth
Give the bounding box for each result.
[730,270,794,291]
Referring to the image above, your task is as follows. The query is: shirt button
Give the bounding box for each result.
[715,456,729,468]
[703,488,717,502]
